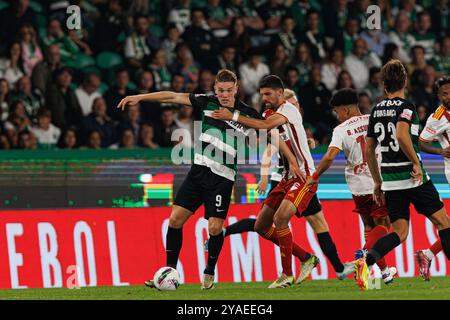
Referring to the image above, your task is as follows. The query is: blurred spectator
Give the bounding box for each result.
[149,49,172,91]
[120,104,142,142]
[300,9,327,61]
[170,74,186,93]
[363,67,384,104]
[212,45,238,75]
[289,0,321,34]
[80,97,116,148]
[194,70,215,95]
[161,24,182,66]
[182,8,218,68]
[225,0,264,31]
[239,50,269,101]
[18,130,37,150]
[174,104,194,148]
[92,0,129,53]
[138,123,159,149]
[31,45,62,95]
[124,14,160,70]
[358,92,372,115]
[292,43,313,86]
[168,0,192,34]
[335,70,355,91]
[111,128,136,149]
[257,0,286,35]
[431,36,450,76]
[0,42,25,88]
[0,134,10,150]
[321,48,345,91]
[350,0,370,30]
[271,16,298,58]
[76,72,102,117]
[269,44,291,79]
[154,107,180,147]
[104,68,138,122]
[392,0,423,22]
[68,28,94,57]
[10,76,44,120]
[413,11,436,61]
[284,66,301,94]
[406,45,427,87]
[0,78,10,122]
[335,17,360,55]
[389,12,416,64]
[429,0,450,39]
[0,0,36,49]
[417,104,428,128]
[42,18,79,68]
[135,70,162,124]
[57,127,79,149]
[85,130,102,149]
[323,0,349,41]
[344,38,382,90]
[224,17,251,62]
[30,109,61,149]
[376,0,395,31]
[411,65,440,115]
[170,43,200,91]
[46,67,83,128]
[382,42,401,64]
[206,0,232,34]
[4,100,30,148]
[360,29,390,58]
[19,24,43,76]
[299,66,333,144]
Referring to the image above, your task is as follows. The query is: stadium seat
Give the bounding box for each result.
[96,51,124,70]
[73,53,96,70]
[0,0,9,10]
[29,0,44,13]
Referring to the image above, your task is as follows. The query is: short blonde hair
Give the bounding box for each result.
[283,88,296,100]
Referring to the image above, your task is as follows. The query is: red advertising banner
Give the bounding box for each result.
[0,201,449,289]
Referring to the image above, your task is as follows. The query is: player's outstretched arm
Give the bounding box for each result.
[308,147,340,185]
[397,121,423,183]
[257,143,273,195]
[212,108,286,130]
[278,138,305,181]
[419,139,450,157]
[117,92,191,110]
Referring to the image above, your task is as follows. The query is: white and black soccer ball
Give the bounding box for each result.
[153,267,181,291]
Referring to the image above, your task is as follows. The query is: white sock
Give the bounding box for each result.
[423,249,434,261]
[381,267,390,276]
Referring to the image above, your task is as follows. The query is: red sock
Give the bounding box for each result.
[364,225,388,270]
[430,239,442,255]
[262,226,309,262]
[276,226,293,276]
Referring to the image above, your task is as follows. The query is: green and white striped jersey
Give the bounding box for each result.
[367,97,429,191]
[189,94,261,182]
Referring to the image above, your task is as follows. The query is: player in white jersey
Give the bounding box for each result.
[415,76,450,281]
[308,89,397,285]
[213,75,354,288]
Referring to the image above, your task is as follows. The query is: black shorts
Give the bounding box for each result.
[173,165,234,219]
[301,194,322,217]
[270,179,280,192]
[384,180,444,222]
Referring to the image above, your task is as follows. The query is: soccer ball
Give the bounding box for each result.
[153,267,181,291]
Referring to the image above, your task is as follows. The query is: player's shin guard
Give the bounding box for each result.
[262,226,311,262]
[364,225,389,270]
[276,227,293,276]
[166,227,183,268]
[317,232,344,273]
[366,232,401,266]
[204,233,224,275]
[438,228,450,260]
[224,218,256,237]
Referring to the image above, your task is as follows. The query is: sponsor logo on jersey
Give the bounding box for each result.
[400,109,413,121]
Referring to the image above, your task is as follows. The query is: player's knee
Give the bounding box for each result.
[254,220,267,235]
[273,212,289,228]
[395,229,409,242]
[169,215,185,229]
[208,223,223,236]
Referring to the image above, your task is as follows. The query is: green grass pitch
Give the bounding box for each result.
[0,277,450,300]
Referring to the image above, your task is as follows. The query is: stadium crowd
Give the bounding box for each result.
[0,0,449,150]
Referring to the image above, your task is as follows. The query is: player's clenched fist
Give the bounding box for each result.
[117,95,141,111]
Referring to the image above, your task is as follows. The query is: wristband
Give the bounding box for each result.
[232,110,240,122]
